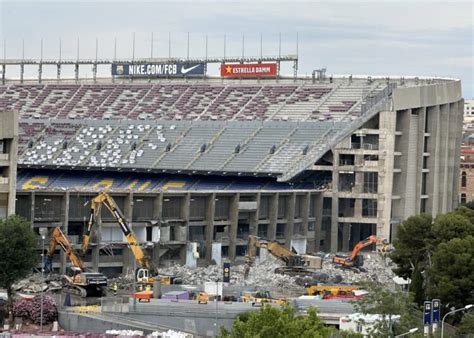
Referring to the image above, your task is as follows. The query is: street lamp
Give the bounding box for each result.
[441,304,473,338]
[40,234,45,332]
[395,327,418,337]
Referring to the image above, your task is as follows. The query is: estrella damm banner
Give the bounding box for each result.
[112,62,205,77]
[220,63,277,78]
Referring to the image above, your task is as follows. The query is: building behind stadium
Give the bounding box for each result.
[0,56,463,274]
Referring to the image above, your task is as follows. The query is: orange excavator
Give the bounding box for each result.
[45,227,108,297]
[332,235,388,271]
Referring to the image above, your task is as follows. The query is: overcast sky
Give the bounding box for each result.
[0,0,472,97]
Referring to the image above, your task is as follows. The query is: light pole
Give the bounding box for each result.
[214,277,219,337]
[40,234,45,331]
[441,304,473,338]
[394,327,418,337]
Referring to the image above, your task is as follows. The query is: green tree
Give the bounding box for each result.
[219,303,335,338]
[0,216,38,309]
[458,311,474,335]
[353,282,423,338]
[431,212,474,247]
[391,214,433,279]
[428,236,474,313]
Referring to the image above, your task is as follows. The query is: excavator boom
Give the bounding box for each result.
[82,192,155,272]
[47,227,85,270]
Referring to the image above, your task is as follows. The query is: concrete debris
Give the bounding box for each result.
[105,329,144,336]
[148,330,193,338]
[12,274,63,295]
[159,251,397,292]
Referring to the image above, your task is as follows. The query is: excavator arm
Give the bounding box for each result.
[82,192,154,271]
[47,227,85,270]
[349,235,379,261]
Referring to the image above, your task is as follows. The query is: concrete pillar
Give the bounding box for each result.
[181,193,191,242]
[205,193,216,262]
[30,191,35,227]
[452,100,464,209]
[228,194,239,261]
[330,151,340,252]
[415,108,427,211]
[267,193,278,240]
[60,192,70,274]
[404,110,418,217]
[285,193,296,248]
[302,192,310,251]
[392,109,410,221]
[152,193,162,265]
[426,105,440,216]
[438,104,449,213]
[378,110,396,242]
[313,193,323,252]
[342,223,351,252]
[249,193,260,237]
[7,128,18,217]
[445,102,457,210]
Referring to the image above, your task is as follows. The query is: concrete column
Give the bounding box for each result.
[30,191,35,226]
[330,151,340,252]
[92,214,101,271]
[452,100,464,209]
[284,193,296,248]
[378,110,396,242]
[228,193,240,261]
[313,193,323,252]
[267,193,278,240]
[439,104,450,213]
[205,193,216,262]
[60,192,70,275]
[415,108,427,211]
[342,223,351,252]
[301,192,310,237]
[446,102,457,210]
[181,193,191,242]
[426,105,440,216]
[392,109,410,222]
[152,193,162,265]
[249,193,260,237]
[7,131,18,217]
[404,110,419,217]
[354,172,363,194]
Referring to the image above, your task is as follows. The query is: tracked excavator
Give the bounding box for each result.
[332,235,388,271]
[82,192,181,285]
[45,227,108,297]
[244,235,322,278]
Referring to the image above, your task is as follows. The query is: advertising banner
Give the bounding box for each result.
[432,299,441,323]
[112,62,205,77]
[220,63,277,77]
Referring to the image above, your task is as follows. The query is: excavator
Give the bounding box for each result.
[45,227,108,297]
[332,235,388,271]
[82,192,181,285]
[244,235,322,278]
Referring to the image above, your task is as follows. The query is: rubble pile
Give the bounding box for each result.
[12,274,63,295]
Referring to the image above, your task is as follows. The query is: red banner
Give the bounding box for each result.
[220,63,277,78]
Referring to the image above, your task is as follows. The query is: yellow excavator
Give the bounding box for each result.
[82,192,181,285]
[45,227,108,297]
[244,235,322,278]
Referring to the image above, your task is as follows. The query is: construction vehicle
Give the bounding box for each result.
[244,235,322,278]
[322,290,365,300]
[240,290,286,307]
[45,227,108,297]
[197,292,209,304]
[82,192,181,285]
[305,284,360,296]
[332,235,388,271]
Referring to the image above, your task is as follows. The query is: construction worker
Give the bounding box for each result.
[112,282,118,296]
[145,284,151,292]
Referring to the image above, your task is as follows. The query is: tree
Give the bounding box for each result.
[390,214,433,279]
[428,236,474,314]
[353,282,423,338]
[431,212,474,248]
[0,216,38,310]
[219,303,336,338]
[458,311,474,335]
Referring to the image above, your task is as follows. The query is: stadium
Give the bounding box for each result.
[0,55,464,276]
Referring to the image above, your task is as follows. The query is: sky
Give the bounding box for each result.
[0,0,473,97]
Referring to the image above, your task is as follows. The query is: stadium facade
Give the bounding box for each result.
[0,70,463,275]
[0,110,18,219]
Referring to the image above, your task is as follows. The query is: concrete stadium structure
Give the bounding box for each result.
[0,110,18,219]
[1,73,463,275]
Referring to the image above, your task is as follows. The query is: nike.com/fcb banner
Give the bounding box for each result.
[112,63,205,77]
[220,63,277,78]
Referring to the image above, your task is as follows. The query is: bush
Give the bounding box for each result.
[12,296,58,325]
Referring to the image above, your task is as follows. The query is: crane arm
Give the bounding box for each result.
[82,192,154,271]
[48,227,85,270]
[349,235,379,261]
